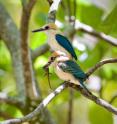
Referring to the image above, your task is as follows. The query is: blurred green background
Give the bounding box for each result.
[0,0,117,124]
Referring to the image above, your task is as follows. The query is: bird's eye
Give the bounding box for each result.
[45,26,49,29]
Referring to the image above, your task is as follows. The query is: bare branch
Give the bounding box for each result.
[1,83,67,124]
[1,82,117,124]
[0,93,24,109]
[75,21,117,46]
[1,58,117,124]
[68,83,117,115]
[0,2,56,124]
[67,0,71,21]
[31,44,49,61]
[0,3,26,102]
[73,0,77,27]
[86,58,117,77]
[48,0,61,22]
[20,0,27,8]
[20,0,40,99]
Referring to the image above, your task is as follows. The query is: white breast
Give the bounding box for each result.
[47,31,71,58]
[54,63,79,85]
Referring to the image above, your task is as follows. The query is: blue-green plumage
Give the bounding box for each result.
[59,60,88,91]
[55,34,77,60]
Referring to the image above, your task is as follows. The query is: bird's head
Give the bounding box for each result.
[32,23,58,33]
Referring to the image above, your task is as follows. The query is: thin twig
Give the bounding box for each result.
[68,83,117,115]
[99,83,104,98]
[31,44,49,61]
[1,58,117,124]
[109,94,117,104]
[75,21,117,46]
[0,3,26,102]
[73,0,77,27]
[86,58,117,77]
[67,0,71,21]
[1,81,117,124]
[0,83,67,124]
[48,0,61,23]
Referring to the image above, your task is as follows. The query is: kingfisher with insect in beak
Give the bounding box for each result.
[32,23,77,60]
[48,51,89,92]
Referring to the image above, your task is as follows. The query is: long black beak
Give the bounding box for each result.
[32,28,45,32]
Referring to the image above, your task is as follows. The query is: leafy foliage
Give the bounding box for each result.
[0,0,117,124]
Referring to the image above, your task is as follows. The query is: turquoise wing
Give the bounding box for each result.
[60,60,87,80]
[55,34,77,60]
[59,60,88,90]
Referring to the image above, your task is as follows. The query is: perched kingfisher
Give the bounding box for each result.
[32,23,77,60]
[49,51,89,91]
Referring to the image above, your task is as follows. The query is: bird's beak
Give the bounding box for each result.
[32,28,45,32]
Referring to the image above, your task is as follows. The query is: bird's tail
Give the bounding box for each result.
[79,80,90,93]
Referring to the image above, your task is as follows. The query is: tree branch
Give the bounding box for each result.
[86,58,117,77]
[73,0,77,27]
[75,20,117,46]
[67,0,71,21]
[0,3,26,102]
[0,3,55,124]
[1,82,117,124]
[1,58,117,124]
[0,83,66,124]
[0,93,24,109]
[47,0,61,23]
[68,83,117,114]
[20,0,40,99]
[31,43,49,61]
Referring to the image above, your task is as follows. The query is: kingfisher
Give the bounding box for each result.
[32,23,77,60]
[49,51,89,91]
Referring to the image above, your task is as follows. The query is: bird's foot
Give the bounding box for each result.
[43,56,56,70]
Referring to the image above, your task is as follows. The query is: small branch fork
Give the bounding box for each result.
[1,58,117,124]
